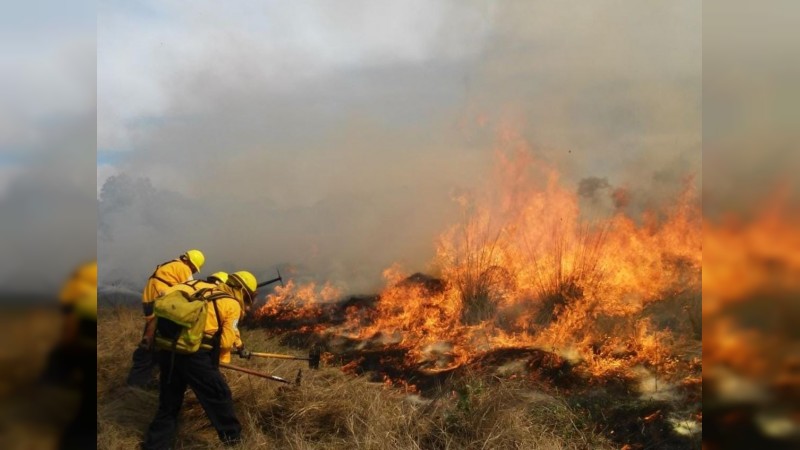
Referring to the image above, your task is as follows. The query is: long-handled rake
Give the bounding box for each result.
[220,362,302,385]
[248,346,321,370]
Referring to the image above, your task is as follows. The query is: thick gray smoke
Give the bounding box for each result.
[98,1,701,294]
[0,117,96,294]
[577,177,611,201]
[0,1,96,297]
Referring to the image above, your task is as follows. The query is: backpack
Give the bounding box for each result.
[153,287,227,354]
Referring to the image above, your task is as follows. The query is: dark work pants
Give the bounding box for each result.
[40,345,78,386]
[59,342,97,450]
[142,350,241,449]
[126,324,158,387]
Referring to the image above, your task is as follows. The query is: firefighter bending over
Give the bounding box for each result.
[141,270,258,449]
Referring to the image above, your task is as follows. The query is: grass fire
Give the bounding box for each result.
[99,131,702,449]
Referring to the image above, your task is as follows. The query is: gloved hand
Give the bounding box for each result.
[237,347,252,360]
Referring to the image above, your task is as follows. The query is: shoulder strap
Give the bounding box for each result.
[210,297,223,335]
[204,291,233,301]
[190,287,216,301]
[205,291,231,335]
[207,294,224,366]
[149,260,176,286]
[185,279,202,289]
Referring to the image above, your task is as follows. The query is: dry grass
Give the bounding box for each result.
[99,305,612,449]
[0,307,80,449]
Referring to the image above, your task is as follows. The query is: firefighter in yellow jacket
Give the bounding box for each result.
[127,250,205,388]
[142,271,258,449]
[40,260,97,385]
[39,261,98,449]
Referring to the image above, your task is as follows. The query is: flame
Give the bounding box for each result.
[254,279,342,333]
[703,189,800,318]
[700,187,800,442]
[256,126,703,380]
[702,188,800,384]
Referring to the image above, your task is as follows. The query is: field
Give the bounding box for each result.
[0,307,81,449]
[98,143,705,449]
[98,304,700,449]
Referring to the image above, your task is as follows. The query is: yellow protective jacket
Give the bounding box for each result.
[142,259,193,317]
[204,283,245,363]
[60,261,97,312]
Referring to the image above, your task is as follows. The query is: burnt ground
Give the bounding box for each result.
[247,274,702,449]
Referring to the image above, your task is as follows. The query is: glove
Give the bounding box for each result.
[237,347,252,360]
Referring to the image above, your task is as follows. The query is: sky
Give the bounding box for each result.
[96,0,701,294]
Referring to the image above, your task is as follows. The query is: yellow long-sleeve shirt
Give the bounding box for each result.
[142,259,193,317]
[203,283,245,363]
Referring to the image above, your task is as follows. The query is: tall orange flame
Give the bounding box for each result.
[257,126,702,379]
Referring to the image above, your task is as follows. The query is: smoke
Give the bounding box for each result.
[98,1,700,294]
[577,177,611,201]
[612,188,631,210]
[0,1,96,296]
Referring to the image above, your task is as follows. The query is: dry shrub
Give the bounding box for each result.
[436,211,513,326]
[527,223,606,328]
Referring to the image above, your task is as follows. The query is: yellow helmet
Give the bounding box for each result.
[59,261,97,304]
[76,260,98,287]
[183,249,205,272]
[208,271,228,284]
[229,271,258,294]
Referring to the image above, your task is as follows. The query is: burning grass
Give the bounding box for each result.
[98,306,614,449]
[702,192,800,447]
[246,130,703,447]
[254,131,702,378]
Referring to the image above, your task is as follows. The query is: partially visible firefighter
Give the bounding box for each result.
[40,260,97,385]
[141,270,258,449]
[40,260,98,449]
[126,249,205,388]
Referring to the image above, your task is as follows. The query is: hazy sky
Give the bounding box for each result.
[97,1,701,293]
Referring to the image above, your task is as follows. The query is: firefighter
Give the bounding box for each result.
[126,250,205,388]
[37,261,97,449]
[40,260,97,385]
[141,271,258,449]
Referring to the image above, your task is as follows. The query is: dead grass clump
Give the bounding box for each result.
[527,224,606,327]
[420,374,611,450]
[252,370,420,449]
